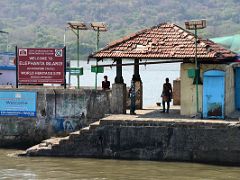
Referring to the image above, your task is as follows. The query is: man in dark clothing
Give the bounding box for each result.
[102,75,110,90]
[161,78,172,113]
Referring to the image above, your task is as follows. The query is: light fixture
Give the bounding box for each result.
[90,22,107,31]
[185,19,206,30]
[67,21,88,30]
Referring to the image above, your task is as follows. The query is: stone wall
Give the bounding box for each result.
[25,117,240,165]
[0,88,111,148]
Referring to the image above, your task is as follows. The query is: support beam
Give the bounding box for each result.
[96,59,183,68]
[130,59,143,110]
[132,59,141,81]
[114,58,124,83]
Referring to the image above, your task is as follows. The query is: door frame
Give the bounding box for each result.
[235,67,240,110]
[202,70,225,119]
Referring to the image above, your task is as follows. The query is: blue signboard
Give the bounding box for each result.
[0,91,37,117]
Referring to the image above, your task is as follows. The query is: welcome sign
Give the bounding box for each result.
[18,48,65,84]
[0,91,37,117]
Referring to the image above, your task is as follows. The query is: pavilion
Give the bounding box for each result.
[89,23,236,118]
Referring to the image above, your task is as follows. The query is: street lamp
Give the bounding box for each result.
[0,30,9,52]
[67,21,88,89]
[185,19,207,115]
[90,22,107,90]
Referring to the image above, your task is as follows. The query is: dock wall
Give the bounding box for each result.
[26,117,240,165]
[0,88,111,148]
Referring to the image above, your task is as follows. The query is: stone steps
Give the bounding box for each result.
[25,120,101,156]
[89,121,100,130]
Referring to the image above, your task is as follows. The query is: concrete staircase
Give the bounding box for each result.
[25,121,101,156]
[23,114,240,165]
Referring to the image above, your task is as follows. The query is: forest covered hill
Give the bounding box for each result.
[0,0,239,59]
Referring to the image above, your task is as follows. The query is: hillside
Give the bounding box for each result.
[0,0,239,59]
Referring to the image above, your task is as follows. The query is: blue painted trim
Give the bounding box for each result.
[0,52,15,56]
[204,70,225,77]
[0,66,16,70]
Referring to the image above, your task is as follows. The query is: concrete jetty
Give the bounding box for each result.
[24,107,240,165]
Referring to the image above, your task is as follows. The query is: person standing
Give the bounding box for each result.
[161,78,172,113]
[102,75,110,90]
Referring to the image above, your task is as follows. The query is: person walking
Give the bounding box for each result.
[161,78,172,113]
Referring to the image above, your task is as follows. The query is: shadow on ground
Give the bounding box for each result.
[136,107,240,121]
[137,109,190,119]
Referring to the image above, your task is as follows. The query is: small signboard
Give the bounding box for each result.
[187,68,195,78]
[0,91,37,117]
[17,48,65,84]
[67,67,83,75]
[91,66,104,73]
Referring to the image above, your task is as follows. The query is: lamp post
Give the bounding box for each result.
[0,30,9,52]
[63,28,67,46]
[90,22,107,90]
[185,19,206,114]
[67,21,88,89]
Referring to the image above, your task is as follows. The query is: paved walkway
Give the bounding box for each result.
[116,105,240,122]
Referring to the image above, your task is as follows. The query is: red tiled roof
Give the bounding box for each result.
[89,23,236,61]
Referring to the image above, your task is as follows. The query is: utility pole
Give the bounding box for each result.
[185,19,207,115]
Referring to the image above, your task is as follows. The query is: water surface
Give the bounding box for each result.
[1,149,240,180]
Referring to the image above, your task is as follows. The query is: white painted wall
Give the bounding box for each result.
[0,70,16,85]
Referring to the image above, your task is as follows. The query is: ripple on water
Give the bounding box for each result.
[0,169,37,179]
[1,146,240,179]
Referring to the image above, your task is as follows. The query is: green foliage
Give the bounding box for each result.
[0,0,239,58]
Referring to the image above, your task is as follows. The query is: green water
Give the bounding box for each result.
[1,149,240,180]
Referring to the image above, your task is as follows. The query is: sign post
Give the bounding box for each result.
[15,46,18,88]
[64,46,66,89]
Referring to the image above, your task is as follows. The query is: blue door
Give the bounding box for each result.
[235,68,240,110]
[203,70,225,119]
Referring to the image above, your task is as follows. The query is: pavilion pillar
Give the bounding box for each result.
[131,59,143,110]
[115,58,124,83]
[111,58,126,114]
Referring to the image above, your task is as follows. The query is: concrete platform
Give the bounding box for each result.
[124,105,239,122]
